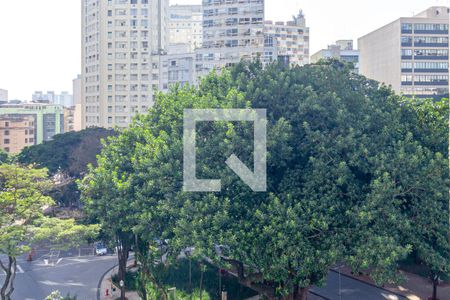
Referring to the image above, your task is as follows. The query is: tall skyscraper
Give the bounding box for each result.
[81,0,169,129]
[359,6,449,98]
[169,5,203,51]
[196,0,265,76]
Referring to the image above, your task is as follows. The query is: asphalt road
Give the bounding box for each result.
[311,270,408,300]
[1,251,116,300]
[2,250,409,300]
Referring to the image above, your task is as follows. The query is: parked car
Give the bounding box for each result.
[95,242,108,256]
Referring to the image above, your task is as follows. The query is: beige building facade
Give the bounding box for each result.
[81,0,169,129]
[196,0,265,76]
[264,11,310,66]
[359,6,449,97]
[0,116,35,154]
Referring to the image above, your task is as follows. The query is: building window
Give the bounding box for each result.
[3,139,10,144]
[4,147,9,153]
[401,23,412,33]
[414,36,449,46]
[4,122,9,127]
[4,130,9,136]
[401,36,412,46]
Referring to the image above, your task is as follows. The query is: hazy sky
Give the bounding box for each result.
[0,0,449,100]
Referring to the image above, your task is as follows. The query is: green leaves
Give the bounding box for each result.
[82,61,449,297]
[0,164,99,257]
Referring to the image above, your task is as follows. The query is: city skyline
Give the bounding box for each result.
[0,0,449,100]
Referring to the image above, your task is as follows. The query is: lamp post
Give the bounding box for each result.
[336,264,345,300]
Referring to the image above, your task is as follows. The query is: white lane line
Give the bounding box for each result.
[0,265,24,275]
[16,265,24,273]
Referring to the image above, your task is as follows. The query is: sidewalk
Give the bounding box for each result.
[336,266,450,300]
[99,260,141,300]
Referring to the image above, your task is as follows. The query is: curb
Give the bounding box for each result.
[309,290,331,300]
[97,261,118,300]
[329,269,407,299]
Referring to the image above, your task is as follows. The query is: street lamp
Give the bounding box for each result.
[336,264,345,300]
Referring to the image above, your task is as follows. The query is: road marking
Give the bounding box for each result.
[44,259,48,265]
[0,265,24,275]
[56,258,63,265]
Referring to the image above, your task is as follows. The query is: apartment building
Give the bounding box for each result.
[169,5,203,51]
[81,0,169,129]
[64,107,76,132]
[359,6,449,97]
[73,75,83,131]
[196,0,265,76]
[0,103,64,144]
[264,10,310,66]
[0,116,35,154]
[0,89,8,102]
[165,44,197,88]
[311,40,359,71]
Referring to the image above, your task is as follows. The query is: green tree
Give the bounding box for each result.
[0,150,8,164]
[82,61,448,300]
[80,131,140,300]
[0,164,99,300]
[18,127,115,177]
[398,97,450,300]
[17,128,115,207]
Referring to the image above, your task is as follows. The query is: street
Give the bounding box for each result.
[1,251,417,300]
[311,270,407,300]
[1,249,116,300]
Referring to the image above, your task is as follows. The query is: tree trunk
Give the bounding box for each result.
[189,258,192,294]
[294,285,309,300]
[117,240,130,300]
[0,256,16,300]
[432,277,438,300]
[141,267,168,300]
[199,263,204,300]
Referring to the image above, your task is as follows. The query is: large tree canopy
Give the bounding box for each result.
[18,127,115,178]
[82,61,449,300]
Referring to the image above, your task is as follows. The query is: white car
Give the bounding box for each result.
[95,242,108,256]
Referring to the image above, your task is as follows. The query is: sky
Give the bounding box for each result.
[0,0,449,100]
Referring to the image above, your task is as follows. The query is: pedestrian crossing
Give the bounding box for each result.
[0,264,24,275]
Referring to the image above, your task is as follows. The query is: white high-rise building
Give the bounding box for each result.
[359,6,449,97]
[169,5,203,51]
[0,89,8,102]
[264,10,310,66]
[81,0,169,129]
[196,0,265,76]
